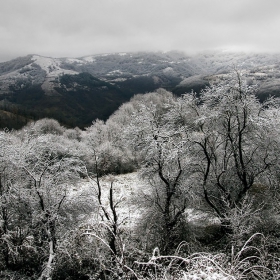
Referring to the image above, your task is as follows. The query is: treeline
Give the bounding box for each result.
[1,71,280,279]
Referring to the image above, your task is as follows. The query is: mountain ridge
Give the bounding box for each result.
[1,50,280,129]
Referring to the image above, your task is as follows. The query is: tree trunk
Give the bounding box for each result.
[38,217,57,280]
[38,238,55,280]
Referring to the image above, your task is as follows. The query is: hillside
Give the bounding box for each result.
[1,51,280,128]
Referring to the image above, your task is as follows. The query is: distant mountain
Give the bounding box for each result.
[1,51,280,129]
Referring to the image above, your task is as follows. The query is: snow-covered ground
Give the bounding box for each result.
[68,171,224,249]
[70,172,222,231]
[68,173,262,279]
[69,172,146,229]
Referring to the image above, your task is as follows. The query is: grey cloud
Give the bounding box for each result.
[0,0,280,62]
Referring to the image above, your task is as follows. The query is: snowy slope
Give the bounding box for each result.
[0,55,79,95]
[31,55,79,95]
[31,55,78,77]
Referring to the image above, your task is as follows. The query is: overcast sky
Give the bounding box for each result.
[1,0,280,62]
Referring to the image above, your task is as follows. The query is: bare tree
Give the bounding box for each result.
[14,133,84,280]
[175,71,280,235]
[0,130,36,269]
[126,92,191,253]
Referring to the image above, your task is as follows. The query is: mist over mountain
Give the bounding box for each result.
[1,50,280,129]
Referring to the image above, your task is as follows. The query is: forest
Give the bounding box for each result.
[1,71,280,279]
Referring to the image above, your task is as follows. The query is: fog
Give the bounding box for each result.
[1,0,280,62]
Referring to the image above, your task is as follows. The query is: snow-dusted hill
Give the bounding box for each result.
[1,50,280,129]
[0,55,79,95]
[1,51,280,97]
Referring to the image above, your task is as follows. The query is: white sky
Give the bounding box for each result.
[0,0,280,62]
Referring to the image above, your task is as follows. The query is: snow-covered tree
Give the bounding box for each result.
[174,71,280,237]
[0,130,29,269]
[0,127,85,278]
[125,91,192,253]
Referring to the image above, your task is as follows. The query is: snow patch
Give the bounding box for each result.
[106,70,123,76]
[70,172,145,229]
[66,58,84,64]
[110,78,127,82]
[31,55,78,76]
[163,67,174,73]
[82,56,96,63]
